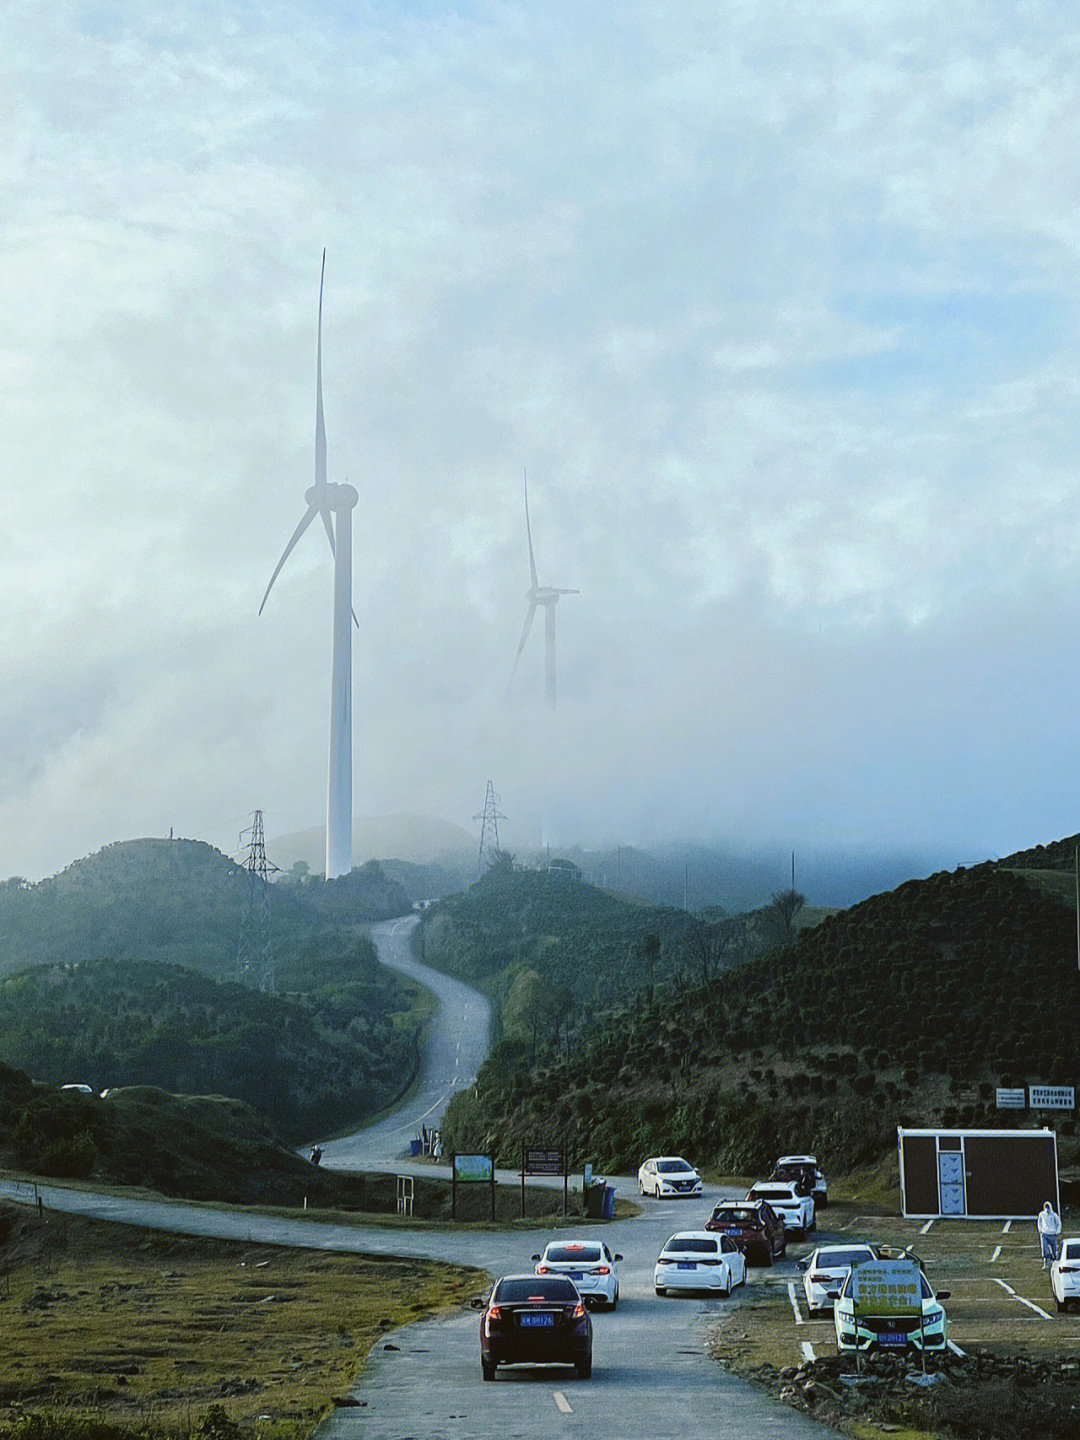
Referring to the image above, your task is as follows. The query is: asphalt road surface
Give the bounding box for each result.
[0,913,838,1439]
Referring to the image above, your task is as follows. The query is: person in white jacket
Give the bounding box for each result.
[1037,1200,1062,1267]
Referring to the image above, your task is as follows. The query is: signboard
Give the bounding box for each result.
[850,1259,922,1317]
[1029,1086,1075,1111]
[996,1088,1026,1110]
[957,1089,979,1105]
[524,1147,564,1176]
[454,1153,493,1183]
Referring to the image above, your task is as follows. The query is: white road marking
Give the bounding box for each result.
[1003,1220,1012,1234]
[920,1219,935,1234]
[840,1215,860,1231]
[948,1339,966,1356]
[991,1245,1002,1262]
[553,1391,572,1414]
[994,1277,1053,1320]
[787,1281,805,1325]
[800,1341,816,1362]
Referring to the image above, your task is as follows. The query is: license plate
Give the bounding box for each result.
[724,1228,741,1236]
[520,1313,554,1327]
[677,1262,696,1270]
[568,1271,583,1280]
[879,1332,907,1346]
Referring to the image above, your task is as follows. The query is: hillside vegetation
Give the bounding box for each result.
[441,848,1080,1176]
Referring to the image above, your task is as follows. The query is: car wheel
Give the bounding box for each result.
[719,1280,730,1299]
[609,1287,619,1311]
[760,1247,773,1268]
[655,1285,666,1296]
[576,1354,592,1380]
[482,1358,496,1381]
[639,1179,646,1195]
[1057,1298,1066,1313]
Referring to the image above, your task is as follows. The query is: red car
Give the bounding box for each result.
[704,1199,786,1266]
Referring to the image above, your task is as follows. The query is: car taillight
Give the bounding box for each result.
[596,1265,611,1275]
[810,1273,829,1283]
[486,1305,501,1322]
[535,1265,550,1273]
[1060,1265,1080,1273]
[572,1303,586,1319]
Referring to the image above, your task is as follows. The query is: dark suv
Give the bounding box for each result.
[704,1199,786,1266]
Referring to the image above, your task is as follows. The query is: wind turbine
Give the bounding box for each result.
[510,473,578,707]
[260,251,358,880]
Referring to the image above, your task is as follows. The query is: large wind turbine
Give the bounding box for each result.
[510,474,578,707]
[260,251,358,880]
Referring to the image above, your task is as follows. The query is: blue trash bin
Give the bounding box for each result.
[603,1185,616,1218]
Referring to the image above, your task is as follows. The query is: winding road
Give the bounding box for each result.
[0,912,838,1440]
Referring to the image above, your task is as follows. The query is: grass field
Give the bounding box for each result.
[0,1202,483,1439]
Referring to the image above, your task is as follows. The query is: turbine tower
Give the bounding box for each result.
[510,473,578,707]
[260,251,358,880]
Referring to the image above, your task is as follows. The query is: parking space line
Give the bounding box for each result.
[1003,1220,1012,1234]
[787,1281,805,1325]
[994,1277,1053,1320]
[553,1392,572,1414]
[801,1341,816,1362]
[991,1245,1002,1262]
[920,1219,935,1234]
[948,1339,966,1357]
[840,1215,861,1231]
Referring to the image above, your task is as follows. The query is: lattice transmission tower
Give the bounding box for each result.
[235,810,280,991]
[473,781,508,874]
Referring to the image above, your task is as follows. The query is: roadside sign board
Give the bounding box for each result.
[524,1147,564,1176]
[1029,1086,1075,1110]
[850,1259,922,1317]
[996,1088,1026,1109]
[454,1153,493,1183]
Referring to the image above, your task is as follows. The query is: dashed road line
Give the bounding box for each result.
[994,1277,1053,1320]
[553,1392,572,1414]
[991,1245,1002,1262]
[787,1281,805,1325]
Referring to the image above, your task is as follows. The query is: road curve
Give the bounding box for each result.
[315,913,491,1170]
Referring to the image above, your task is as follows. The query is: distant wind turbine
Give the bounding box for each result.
[260,251,358,880]
[509,473,578,707]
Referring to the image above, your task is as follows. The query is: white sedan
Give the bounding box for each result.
[532,1239,622,1310]
[654,1231,746,1297]
[797,1244,878,1316]
[637,1156,702,1198]
[1050,1237,1080,1312]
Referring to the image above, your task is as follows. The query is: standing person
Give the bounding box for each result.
[1038,1200,1062,1267]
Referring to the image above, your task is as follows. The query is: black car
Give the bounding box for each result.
[475,1274,593,1380]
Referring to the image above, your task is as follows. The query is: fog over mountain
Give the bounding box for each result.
[5,5,1080,881]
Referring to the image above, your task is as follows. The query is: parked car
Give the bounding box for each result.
[474,1274,592,1380]
[637,1156,702,1198]
[797,1244,878,1316]
[1050,1237,1080,1312]
[746,1180,815,1238]
[833,1267,950,1354]
[654,1230,746,1297]
[532,1239,622,1310]
[771,1154,828,1208]
[704,1199,787,1265]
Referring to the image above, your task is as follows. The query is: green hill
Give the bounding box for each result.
[440,845,1080,1177]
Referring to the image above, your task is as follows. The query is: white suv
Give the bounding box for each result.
[772,1154,828,1209]
[746,1180,815,1238]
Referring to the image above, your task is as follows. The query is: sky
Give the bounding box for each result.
[3,1,1080,882]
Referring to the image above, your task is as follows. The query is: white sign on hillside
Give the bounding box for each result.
[996,1088,1026,1109]
[1029,1085,1075,1110]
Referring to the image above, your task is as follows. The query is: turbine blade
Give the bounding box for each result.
[513,600,538,661]
[258,504,319,613]
[315,249,327,493]
[524,470,539,590]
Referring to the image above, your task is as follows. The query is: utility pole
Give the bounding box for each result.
[235,810,279,991]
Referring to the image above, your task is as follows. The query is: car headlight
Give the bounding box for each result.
[924,1308,943,1327]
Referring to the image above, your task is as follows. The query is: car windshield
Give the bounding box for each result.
[495,1277,578,1303]
[750,1187,791,1200]
[665,1236,717,1254]
[813,1248,875,1269]
[714,1208,759,1225]
[657,1160,693,1174]
[545,1245,602,1264]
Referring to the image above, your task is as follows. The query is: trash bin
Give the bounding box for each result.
[409,1139,421,1156]
[585,1183,606,1219]
[603,1185,616,1219]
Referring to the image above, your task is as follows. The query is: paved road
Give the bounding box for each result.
[0,914,840,1439]
[316,915,491,1170]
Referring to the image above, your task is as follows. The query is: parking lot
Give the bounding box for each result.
[707,1198,1080,1370]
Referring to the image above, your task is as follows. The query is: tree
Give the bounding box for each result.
[766,889,806,945]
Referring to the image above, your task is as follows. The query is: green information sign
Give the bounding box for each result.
[850,1259,922,1316]
[454,1153,493,1183]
